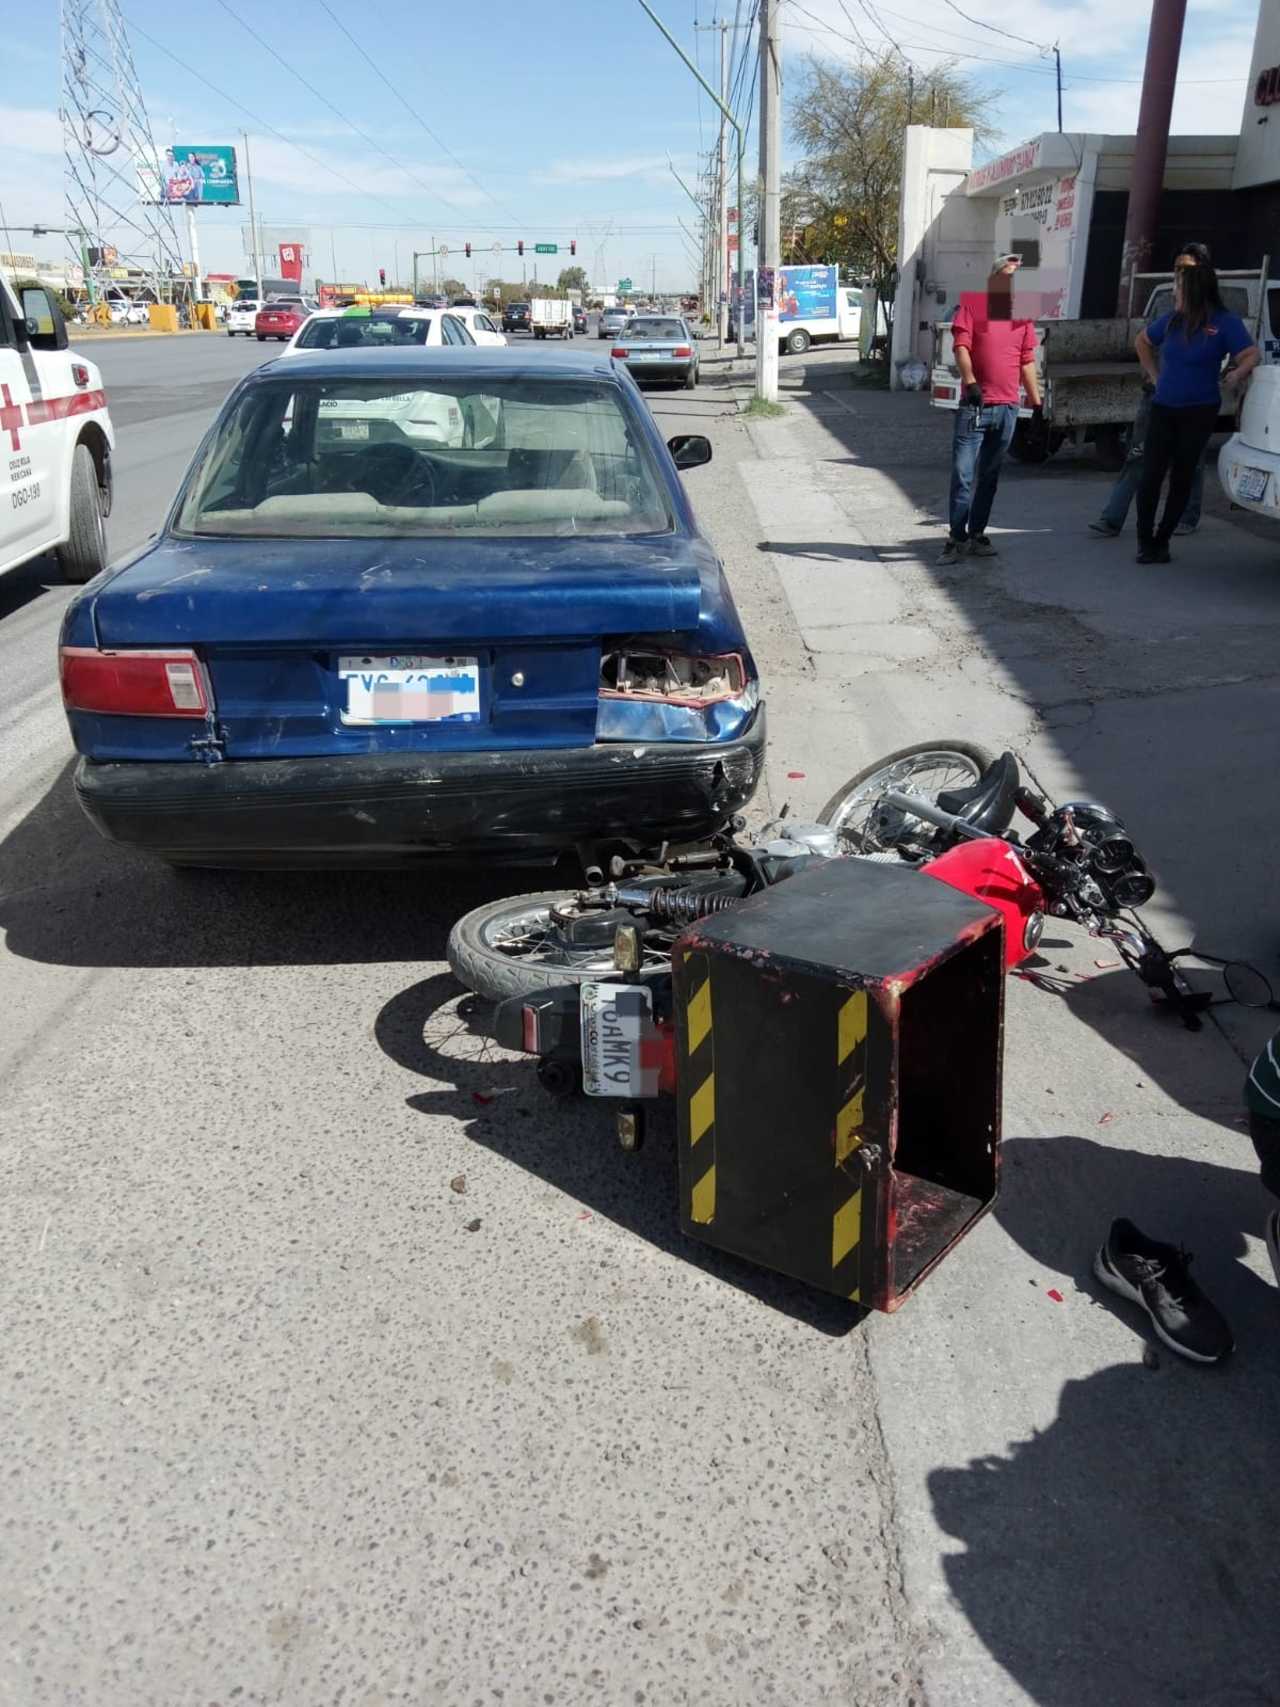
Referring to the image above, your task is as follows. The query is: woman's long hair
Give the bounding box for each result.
[1173,242,1223,336]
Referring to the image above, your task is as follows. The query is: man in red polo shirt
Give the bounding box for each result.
[941,254,1042,565]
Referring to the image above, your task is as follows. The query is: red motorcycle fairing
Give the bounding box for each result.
[922,838,1045,968]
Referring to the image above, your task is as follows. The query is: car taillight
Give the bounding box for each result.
[611,346,629,357]
[673,345,692,357]
[600,650,749,706]
[60,647,209,717]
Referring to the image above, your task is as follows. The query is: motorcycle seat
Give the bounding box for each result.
[937,752,1020,834]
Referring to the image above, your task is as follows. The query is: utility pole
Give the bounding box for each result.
[1116,0,1187,315]
[717,21,729,346]
[242,130,262,297]
[756,0,781,402]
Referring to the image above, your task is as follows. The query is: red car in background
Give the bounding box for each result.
[255,298,312,342]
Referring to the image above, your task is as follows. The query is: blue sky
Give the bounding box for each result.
[0,0,1261,293]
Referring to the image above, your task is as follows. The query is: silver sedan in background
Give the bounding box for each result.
[607,315,700,389]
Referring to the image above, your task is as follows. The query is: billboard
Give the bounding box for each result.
[778,264,838,324]
[142,146,240,206]
[278,243,304,283]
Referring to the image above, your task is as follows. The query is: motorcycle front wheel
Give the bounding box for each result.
[818,740,995,855]
[447,891,671,1002]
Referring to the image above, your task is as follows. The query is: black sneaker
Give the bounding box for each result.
[1093,1218,1234,1364]
[967,534,998,557]
[938,538,967,565]
[1089,519,1121,537]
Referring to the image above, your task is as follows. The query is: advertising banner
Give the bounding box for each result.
[145,146,240,206]
[778,264,838,324]
[278,243,304,284]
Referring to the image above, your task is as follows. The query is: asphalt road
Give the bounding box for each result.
[5,329,1277,1707]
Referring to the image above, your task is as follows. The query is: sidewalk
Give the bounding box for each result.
[731,375,1280,1707]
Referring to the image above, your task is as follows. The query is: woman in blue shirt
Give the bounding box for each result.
[1134,244,1259,563]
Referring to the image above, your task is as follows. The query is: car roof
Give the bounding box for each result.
[305,306,433,322]
[254,347,621,384]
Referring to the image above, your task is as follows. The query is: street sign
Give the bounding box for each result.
[618,277,632,292]
[534,243,557,255]
[491,241,503,257]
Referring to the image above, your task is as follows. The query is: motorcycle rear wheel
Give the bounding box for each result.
[448,891,670,1002]
[818,740,995,855]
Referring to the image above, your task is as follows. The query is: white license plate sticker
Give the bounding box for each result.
[1238,465,1268,502]
[339,655,481,724]
[337,421,369,441]
[580,982,659,1098]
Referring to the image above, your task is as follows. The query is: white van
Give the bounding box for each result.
[1,274,114,582]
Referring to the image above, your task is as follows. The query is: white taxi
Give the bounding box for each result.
[445,305,507,346]
[1,275,114,583]
[279,305,477,356]
[226,297,262,336]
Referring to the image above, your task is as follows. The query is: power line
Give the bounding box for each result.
[935,0,1043,52]
[209,0,469,216]
[313,0,520,224]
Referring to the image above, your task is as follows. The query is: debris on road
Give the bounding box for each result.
[450,1174,467,1194]
[464,1218,482,1233]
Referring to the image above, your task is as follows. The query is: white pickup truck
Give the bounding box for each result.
[530,298,573,340]
[1,274,114,582]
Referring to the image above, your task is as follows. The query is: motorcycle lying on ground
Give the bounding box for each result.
[447,741,1274,1126]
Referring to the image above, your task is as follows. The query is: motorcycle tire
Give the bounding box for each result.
[818,739,996,854]
[448,891,671,1002]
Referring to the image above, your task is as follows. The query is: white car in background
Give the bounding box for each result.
[226,298,262,336]
[279,306,477,356]
[444,305,507,346]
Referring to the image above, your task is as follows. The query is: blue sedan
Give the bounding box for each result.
[59,348,765,867]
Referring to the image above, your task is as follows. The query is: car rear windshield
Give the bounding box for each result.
[629,318,686,339]
[174,376,672,539]
[296,315,430,349]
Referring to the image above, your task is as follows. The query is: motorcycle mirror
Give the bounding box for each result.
[1224,961,1276,1009]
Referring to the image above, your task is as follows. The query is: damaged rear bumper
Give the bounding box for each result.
[72,709,766,867]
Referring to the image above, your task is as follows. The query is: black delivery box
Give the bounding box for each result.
[671,856,1004,1311]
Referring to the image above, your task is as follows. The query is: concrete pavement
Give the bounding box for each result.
[2,335,1277,1706]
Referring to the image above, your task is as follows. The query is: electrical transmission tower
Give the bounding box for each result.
[60,0,185,301]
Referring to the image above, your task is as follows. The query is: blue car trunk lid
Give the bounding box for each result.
[89,535,703,759]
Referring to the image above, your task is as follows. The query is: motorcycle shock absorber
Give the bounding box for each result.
[644,886,742,925]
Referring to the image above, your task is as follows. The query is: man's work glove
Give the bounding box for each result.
[964,383,983,407]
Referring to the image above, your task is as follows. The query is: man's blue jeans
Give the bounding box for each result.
[949,403,1019,542]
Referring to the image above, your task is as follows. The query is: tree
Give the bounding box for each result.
[439,276,468,298]
[785,53,997,337]
[557,265,588,294]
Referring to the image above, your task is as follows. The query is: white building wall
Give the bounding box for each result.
[891,126,993,387]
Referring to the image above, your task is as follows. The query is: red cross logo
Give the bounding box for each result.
[0,385,22,453]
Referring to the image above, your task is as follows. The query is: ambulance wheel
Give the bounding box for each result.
[57,444,108,584]
[448,891,668,1001]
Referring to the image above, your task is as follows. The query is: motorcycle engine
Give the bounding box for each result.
[757,820,842,861]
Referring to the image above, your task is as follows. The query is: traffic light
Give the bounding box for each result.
[465,242,471,259]
[517,240,524,257]
[570,240,576,256]
[378,267,386,287]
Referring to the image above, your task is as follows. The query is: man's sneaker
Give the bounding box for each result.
[1089,519,1121,537]
[1173,521,1198,536]
[1265,1209,1280,1289]
[967,534,998,557]
[1094,1218,1233,1363]
[938,538,967,565]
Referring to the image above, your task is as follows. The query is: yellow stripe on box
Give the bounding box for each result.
[832,1190,862,1268]
[836,1089,865,1162]
[689,1074,715,1145]
[691,1163,716,1223]
[838,989,867,1065]
[687,977,713,1055]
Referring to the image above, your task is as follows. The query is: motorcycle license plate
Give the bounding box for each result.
[339,655,481,724]
[1238,466,1268,502]
[580,982,660,1098]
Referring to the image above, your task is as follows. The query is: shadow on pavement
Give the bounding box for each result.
[374,970,863,1335]
[0,758,524,969]
[931,1130,1280,1707]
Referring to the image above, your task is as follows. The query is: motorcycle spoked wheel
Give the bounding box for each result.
[818,739,996,856]
[447,891,673,1003]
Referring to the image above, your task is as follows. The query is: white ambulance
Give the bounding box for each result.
[1,274,114,582]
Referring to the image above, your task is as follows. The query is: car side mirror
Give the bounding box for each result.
[20,286,69,352]
[667,433,712,471]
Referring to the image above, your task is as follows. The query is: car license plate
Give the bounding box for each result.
[337,422,369,441]
[580,981,659,1098]
[1238,465,1268,502]
[339,655,481,724]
